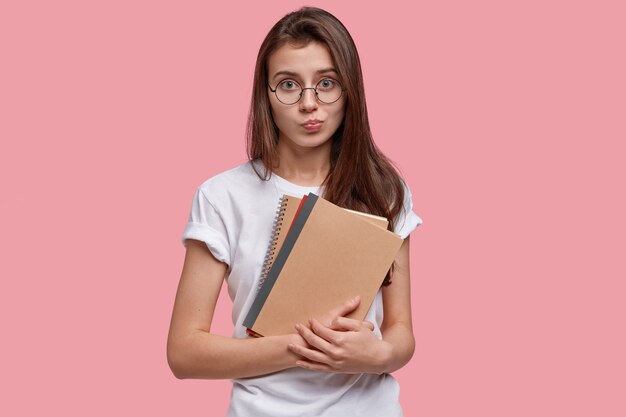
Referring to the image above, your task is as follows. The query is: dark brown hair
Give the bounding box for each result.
[246,7,405,285]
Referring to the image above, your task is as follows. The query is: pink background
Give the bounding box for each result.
[1,0,624,415]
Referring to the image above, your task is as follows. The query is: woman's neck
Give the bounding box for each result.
[273,139,331,187]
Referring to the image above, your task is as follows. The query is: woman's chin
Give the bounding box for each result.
[280,135,333,151]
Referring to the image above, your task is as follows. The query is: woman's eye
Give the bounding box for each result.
[318,79,335,89]
[279,80,298,90]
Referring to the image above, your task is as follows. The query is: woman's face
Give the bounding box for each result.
[267,41,346,151]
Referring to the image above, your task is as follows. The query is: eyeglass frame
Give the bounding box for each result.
[267,77,346,105]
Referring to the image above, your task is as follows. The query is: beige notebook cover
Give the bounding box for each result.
[264,195,389,277]
[257,195,303,290]
[248,194,403,337]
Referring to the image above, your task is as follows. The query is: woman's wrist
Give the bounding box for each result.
[283,333,307,365]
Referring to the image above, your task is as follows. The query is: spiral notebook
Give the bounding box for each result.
[244,193,403,337]
[257,194,389,292]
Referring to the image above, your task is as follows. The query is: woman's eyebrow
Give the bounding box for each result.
[272,68,338,80]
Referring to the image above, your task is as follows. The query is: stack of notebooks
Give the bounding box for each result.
[243,193,403,337]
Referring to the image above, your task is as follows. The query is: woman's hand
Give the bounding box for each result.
[284,296,365,364]
[287,297,393,374]
[287,238,416,376]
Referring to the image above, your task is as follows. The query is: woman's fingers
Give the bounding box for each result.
[329,317,375,332]
[310,319,344,345]
[289,318,384,373]
[319,296,361,326]
[288,338,330,364]
[329,316,362,331]
[295,322,333,352]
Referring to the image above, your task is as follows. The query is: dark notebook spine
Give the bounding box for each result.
[243,193,318,333]
[257,195,289,291]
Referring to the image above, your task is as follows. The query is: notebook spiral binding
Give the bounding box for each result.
[257,195,289,291]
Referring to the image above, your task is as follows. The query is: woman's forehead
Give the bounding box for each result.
[268,42,337,80]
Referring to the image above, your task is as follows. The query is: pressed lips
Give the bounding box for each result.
[301,119,323,131]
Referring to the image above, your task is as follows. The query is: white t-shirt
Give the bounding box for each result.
[181,160,423,417]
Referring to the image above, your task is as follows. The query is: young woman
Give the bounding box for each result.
[167,6,422,417]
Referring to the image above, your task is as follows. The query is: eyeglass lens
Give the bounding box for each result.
[274,78,342,105]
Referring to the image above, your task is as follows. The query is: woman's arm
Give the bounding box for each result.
[167,239,302,379]
[378,236,416,373]
[167,239,360,379]
[287,237,415,374]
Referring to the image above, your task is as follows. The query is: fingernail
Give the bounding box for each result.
[295,324,302,331]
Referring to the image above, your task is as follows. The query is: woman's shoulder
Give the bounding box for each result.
[193,159,274,207]
[196,160,260,193]
[392,174,423,238]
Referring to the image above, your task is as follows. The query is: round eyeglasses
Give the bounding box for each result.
[268,78,344,105]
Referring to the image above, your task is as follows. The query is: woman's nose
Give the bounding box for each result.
[299,88,319,111]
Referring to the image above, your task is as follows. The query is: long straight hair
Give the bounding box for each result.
[247,7,405,285]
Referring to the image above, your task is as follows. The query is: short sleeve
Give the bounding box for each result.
[181,187,231,266]
[393,180,423,239]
